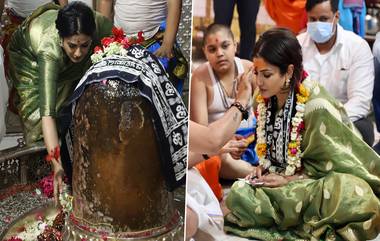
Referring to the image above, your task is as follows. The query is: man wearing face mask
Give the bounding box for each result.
[297,0,374,146]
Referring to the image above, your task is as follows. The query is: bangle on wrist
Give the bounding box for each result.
[230,101,249,120]
[46,145,61,162]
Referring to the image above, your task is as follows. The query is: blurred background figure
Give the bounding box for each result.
[338,0,366,37]
[97,0,188,94]
[213,0,260,60]
[263,0,307,34]
[0,45,8,143]
[58,0,95,8]
[373,31,380,154]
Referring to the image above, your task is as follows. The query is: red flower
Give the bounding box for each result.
[137,31,145,42]
[301,70,308,80]
[101,37,114,47]
[297,121,305,132]
[112,27,124,41]
[94,46,103,53]
[6,237,22,241]
[39,173,54,198]
[121,38,130,49]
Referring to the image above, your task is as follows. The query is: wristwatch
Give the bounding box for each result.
[230,102,249,120]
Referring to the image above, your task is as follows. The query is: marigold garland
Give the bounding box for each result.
[255,77,311,176]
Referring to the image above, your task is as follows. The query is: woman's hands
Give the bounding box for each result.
[256,173,289,188]
[41,116,64,206]
[52,158,64,206]
[245,166,308,188]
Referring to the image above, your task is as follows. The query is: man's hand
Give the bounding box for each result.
[219,138,247,155]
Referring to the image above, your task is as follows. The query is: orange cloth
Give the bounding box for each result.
[195,156,223,201]
[264,0,307,34]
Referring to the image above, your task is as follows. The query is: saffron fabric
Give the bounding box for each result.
[264,0,307,34]
[195,156,223,201]
[225,79,380,240]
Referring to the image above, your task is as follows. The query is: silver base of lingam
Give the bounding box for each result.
[62,210,183,241]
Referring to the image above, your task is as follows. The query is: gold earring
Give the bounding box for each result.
[285,78,291,87]
[282,78,290,90]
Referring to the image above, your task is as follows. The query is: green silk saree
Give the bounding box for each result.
[8,3,112,144]
[225,79,380,241]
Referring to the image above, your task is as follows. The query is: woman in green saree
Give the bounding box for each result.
[7,1,112,203]
[224,28,380,241]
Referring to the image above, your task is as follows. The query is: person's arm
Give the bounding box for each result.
[189,67,209,125]
[154,0,181,58]
[189,68,253,154]
[42,116,64,204]
[97,0,114,20]
[37,53,64,205]
[345,39,374,121]
[189,111,242,155]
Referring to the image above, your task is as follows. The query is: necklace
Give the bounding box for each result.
[255,77,311,176]
[213,64,238,109]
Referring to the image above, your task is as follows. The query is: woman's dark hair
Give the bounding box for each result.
[202,23,234,46]
[253,28,303,87]
[55,1,96,38]
[306,0,339,13]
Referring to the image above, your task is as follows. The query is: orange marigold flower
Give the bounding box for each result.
[296,94,307,103]
[256,143,267,156]
[299,84,310,98]
[256,95,264,103]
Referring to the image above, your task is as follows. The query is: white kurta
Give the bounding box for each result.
[113,0,167,38]
[7,0,51,18]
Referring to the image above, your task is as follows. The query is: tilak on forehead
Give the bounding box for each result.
[253,58,267,70]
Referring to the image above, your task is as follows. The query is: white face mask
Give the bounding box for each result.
[307,16,336,43]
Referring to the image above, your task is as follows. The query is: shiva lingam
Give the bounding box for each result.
[62,80,182,240]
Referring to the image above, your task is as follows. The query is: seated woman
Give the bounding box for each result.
[7,1,112,203]
[225,28,380,240]
[191,24,258,199]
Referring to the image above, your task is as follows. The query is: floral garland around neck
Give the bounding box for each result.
[255,76,311,176]
[91,27,145,64]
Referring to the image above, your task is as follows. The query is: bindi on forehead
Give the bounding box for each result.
[253,58,268,70]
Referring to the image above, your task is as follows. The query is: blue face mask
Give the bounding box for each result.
[307,18,335,43]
